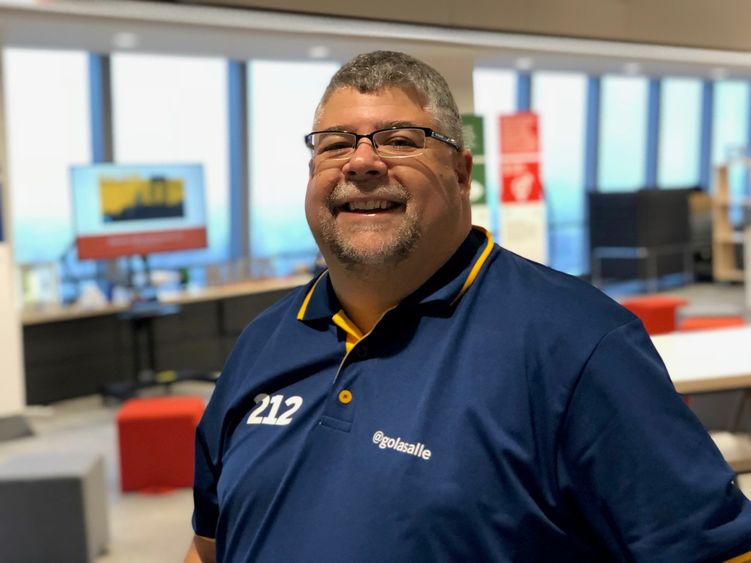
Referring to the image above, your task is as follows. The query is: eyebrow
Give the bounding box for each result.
[319,121,421,133]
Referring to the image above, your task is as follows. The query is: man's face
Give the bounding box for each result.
[305,86,472,270]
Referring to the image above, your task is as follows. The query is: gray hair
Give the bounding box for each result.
[315,50,464,148]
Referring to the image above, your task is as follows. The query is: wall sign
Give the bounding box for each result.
[461,114,492,232]
[499,112,548,264]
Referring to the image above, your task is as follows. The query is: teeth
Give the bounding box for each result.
[348,200,394,211]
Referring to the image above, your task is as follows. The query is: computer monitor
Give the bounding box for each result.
[70,163,208,260]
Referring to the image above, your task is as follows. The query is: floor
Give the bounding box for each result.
[1,281,750,562]
[0,382,214,563]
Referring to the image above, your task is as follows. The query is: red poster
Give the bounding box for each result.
[76,227,207,260]
[499,112,543,203]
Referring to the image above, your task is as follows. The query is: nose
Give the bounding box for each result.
[342,140,388,180]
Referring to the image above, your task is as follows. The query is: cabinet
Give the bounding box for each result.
[22,284,298,404]
[712,164,751,282]
[588,189,692,290]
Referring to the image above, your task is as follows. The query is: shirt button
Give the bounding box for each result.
[338,389,353,404]
[355,346,368,358]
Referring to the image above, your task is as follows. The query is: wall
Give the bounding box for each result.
[191,0,751,52]
[0,246,24,417]
[0,45,25,418]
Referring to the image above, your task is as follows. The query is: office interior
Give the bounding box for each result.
[2,1,751,561]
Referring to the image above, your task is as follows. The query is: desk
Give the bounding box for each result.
[652,326,751,394]
[20,276,311,404]
[20,275,310,325]
[653,326,751,473]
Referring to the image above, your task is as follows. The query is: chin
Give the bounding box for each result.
[323,225,421,269]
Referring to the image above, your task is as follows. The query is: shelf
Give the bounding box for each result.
[712,164,747,282]
[715,232,746,244]
[714,269,745,282]
[714,197,751,207]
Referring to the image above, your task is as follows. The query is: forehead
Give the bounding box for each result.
[314,86,434,131]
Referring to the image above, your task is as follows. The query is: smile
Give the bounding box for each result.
[339,199,404,213]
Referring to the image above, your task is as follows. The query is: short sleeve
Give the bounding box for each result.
[192,416,220,538]
[557,319,751,563]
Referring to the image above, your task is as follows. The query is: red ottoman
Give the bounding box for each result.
[678,316,747,331]
[621,295,688,335]
[117,395,205,492]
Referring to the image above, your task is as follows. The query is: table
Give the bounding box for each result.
[652,326,751,472]
[20,275,311,325]
[19,276,311,404]
[652,326,751,394]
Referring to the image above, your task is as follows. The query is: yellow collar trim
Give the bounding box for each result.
[296,271,327,321]
[298,226,493,321]
[450,226,494,307]
[724,549,751,563]
[332,309,364,353]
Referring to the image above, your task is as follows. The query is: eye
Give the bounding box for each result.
[384,137,418,147]
[320,142,353,153]
[376,129,423,150]
[315,133,354,155]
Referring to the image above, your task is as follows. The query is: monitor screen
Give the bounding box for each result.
[70,163,208,260]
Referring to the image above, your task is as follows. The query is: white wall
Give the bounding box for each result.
[0,40,25,416]
[0,245,24,416]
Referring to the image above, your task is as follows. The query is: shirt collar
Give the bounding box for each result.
[296,225,494,323]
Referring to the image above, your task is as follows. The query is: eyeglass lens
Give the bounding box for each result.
[311,128,426,160]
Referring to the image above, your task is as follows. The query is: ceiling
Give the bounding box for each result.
[1,0,751,80]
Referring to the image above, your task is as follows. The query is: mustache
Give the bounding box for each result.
[326,181,410,210]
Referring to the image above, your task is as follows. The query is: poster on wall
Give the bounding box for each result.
[498,112,548,264]
[461,114,492,232]
[0,166,25,417]
[0,173,4,243]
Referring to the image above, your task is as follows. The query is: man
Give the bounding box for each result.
[187,51,751,562]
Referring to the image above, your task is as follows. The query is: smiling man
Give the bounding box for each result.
[186,51,751,563]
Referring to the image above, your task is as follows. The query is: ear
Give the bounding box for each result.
[454,149,473,195]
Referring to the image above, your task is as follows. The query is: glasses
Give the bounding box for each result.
[304,126,460,161]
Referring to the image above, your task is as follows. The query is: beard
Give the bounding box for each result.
[317,180,421,270]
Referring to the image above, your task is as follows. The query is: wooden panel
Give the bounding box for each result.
[188,0,751,51]
[22,286,297,404]
[220,288,296,334]
[23,316,124,364]
[25,354,126,404]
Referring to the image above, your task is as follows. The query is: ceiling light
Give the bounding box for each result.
[711,67,729,81]
[622,62,642,76]
[514,57,534,71]
[308,46,330,59]
[113,32,140,50]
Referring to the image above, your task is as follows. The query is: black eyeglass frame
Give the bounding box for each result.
[304,126,461,158]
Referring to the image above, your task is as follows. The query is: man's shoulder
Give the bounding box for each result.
[208,280,316,399]
[481,246,635,335]
[236,281,312,341]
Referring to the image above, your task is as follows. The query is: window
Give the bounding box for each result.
[599,76,649,191]
[658,78,702,188]
[532,72,587,274]
[111,53,229,267]
[712,81,750,222]
[472,67,517,239]
[248,60,338,275]
[3,48,91,264]
[712,80,749,166]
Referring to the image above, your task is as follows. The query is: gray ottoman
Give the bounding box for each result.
[0,451,109,563]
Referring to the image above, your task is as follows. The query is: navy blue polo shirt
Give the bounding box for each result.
[193,227,751,562]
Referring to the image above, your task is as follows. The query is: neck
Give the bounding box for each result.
[326,229,470,333]
[327,267,406,334]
